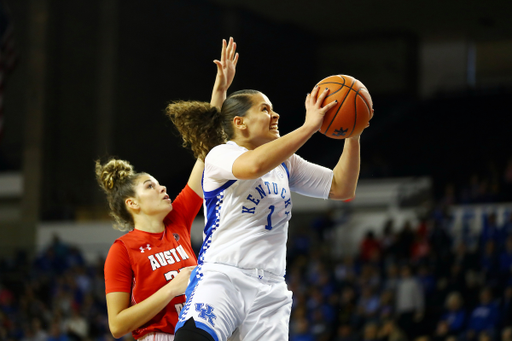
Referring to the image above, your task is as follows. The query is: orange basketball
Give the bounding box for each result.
[315,75,373,139]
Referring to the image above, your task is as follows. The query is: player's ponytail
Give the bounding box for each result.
[166,90,261,160]
[166,101,226,160]
[95,159,140,231]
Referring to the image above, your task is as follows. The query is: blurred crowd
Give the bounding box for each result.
[438,158,512,206]
[287,207,512,341]
[0,236,118,341]
[2,207,512,340]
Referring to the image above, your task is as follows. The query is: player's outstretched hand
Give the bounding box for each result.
[303,86,337,134]
[348,108,374,139]
[169,266,196,297]
[213,37,239,93]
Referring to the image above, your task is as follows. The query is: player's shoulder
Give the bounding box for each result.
[208,141,244,156]
[115,229,143,246]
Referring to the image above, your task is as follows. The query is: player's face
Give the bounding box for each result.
[243,92,280,147]
[133,174,172,217]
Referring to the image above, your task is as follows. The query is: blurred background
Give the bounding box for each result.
[0,0,512,340]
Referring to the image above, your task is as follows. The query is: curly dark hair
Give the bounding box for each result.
[95,158,142,231]
[166,89,260,160]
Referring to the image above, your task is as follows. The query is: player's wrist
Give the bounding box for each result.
[299,122,320,137]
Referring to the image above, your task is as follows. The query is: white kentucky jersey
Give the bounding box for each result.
[199,141,333,277]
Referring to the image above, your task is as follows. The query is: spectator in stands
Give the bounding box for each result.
[30,318,48,341]
[335,255,357,285]
[361,322,380,341]
[310,308,331,341]
[452,242,475,274]
[500,236,512,280]
[290,317,314,341]
[378,318,407,341]
[360,231,381,262]
[439,291,466,336]
[433,320,451,341]
[500,285,512,328]
[395,264,424,339]
[337,286,358,327]
[384,263,400,292]
[481,212,501,247]
[480,240,500,284]
[501,213,512,241]
[380,219,398,262]
[63,307,88,340]
[463,271,484,313]
[396,222,415,260]
[378,289,395,320]
[502,327,512,341]
[466,287,500,339]
[333,324,357,341]
[417,265,436,301]
[47,320,68,341]
[356,285,381,322]
[428,220,452,261]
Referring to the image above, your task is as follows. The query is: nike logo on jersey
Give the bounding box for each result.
[147,245,190,271]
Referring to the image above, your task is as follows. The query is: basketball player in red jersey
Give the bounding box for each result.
[96,37,239,341]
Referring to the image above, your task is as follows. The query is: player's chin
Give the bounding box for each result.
[269,131,280,139]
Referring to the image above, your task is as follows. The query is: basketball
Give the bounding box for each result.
[315,75,373,139]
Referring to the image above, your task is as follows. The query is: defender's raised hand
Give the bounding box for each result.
[211,37,239,109]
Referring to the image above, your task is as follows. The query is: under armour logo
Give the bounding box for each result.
[139,244,151,253]
[195,303,216,326]
[333,127,348,137]
[173,233,180,241]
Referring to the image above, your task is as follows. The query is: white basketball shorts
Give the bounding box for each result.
[175,263,293,341]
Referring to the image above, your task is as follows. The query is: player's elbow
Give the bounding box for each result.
[329,191,356,201]
[109,321,128,339]
[329,179,356,201]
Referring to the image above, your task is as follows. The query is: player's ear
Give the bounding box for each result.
[126,198,139,211]
[233,116,247,130]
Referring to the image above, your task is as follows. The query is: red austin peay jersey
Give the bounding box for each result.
[104,184,202,340]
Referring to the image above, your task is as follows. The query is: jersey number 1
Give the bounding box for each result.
[265,205,275,231]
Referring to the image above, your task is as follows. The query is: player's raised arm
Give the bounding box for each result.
[185,37,239,197]
[210,37,239,110]
[328,135,361,201]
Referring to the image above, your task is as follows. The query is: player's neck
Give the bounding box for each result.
[133,214,166,233]
[229,137,265,151]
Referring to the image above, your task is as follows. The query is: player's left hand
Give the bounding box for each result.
[213,37,239,92]
[348,108,373,139]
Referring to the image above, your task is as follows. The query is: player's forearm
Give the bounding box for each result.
[233,126,316,180]
[108,285,177,338]
[187,158,205,198]
[329,137,360,200]
[210,84,227,110]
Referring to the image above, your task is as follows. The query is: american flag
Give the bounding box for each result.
[0,0,18,143]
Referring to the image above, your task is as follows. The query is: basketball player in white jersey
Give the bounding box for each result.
[167,75,367,340]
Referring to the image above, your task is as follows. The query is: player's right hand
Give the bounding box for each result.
[304,86,337,134]
[169,266,196,297]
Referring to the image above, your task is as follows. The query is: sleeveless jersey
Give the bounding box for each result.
[104,184,202,340]
[199,141,333,277]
